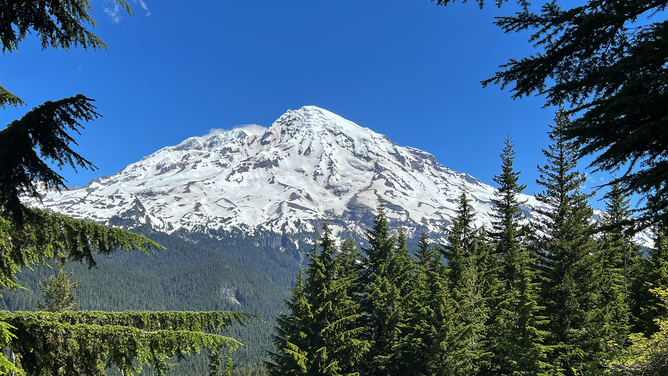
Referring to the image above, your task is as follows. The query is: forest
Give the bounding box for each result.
[267,117,668,376]
[0,0,665,375]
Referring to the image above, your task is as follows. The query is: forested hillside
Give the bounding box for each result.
[0,229,294,374]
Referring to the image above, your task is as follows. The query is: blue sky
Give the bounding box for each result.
[1,0,616,209]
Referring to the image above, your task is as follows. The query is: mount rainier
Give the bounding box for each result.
[30,106,547,239]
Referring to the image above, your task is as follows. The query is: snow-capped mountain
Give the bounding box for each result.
[28,106,548,238]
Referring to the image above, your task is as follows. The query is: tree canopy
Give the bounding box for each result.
[433,0,668,229]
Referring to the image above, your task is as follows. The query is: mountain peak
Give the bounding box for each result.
[25,106,548,241]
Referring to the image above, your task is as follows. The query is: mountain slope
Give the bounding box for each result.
[28,106,546,239]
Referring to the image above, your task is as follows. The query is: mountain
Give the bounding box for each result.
[27,105,546,241]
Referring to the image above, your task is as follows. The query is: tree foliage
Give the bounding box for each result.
[433,0,668,228]
[605,288,668,376]
[1,310,252,376]
[37,265,80,312]
[535,110,601,375]
[270,162,667,376]
[359,204,414,375]
[489,136,548,376]
[267,224,367,376]
[442,192,492,375]
[0,0,133,109]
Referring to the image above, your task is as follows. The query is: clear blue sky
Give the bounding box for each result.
[1,0,615,209]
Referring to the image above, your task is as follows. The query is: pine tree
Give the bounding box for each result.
[535,110,600,375]
[405,233,456,376]
[442,192,490,376]
[633,219,668,336]
[359,202,412,376]
[268,224,367,376]
[489,136,548,375]
[605,288,668,376]
[268,271,310,375]
[388,229,419,375]
[594,183,639,347]
[37,264,80,312]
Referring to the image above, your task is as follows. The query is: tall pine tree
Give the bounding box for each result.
[594,182,638,348]
[359,203,413,376]
[632,218,668,336]
[535,110,600,375]
[442,192,491,376]
[268,224,367,376]
[489,136,548,375]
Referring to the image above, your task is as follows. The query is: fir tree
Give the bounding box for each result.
[633,219,668,336]
[268,270,310,375]
[594,183,639,347]
[434,0,668,227]
[489,136,548,375]
[605,288,668,376]
[37,264,80,312]
[388,229,419,375]
[442,192,490,376]
[359,203,412,376]
[268,224,367,376]
[534,110,600,375]
[406,233,456,376]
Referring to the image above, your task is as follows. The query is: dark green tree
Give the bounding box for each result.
[605,288,668,376]
[267,224,367,376]
[632,219,668,335]
[442,192,491,376]
[267,270,310,375]
[37,264,80,312]
[358,203,413,376]
[534,110,600,375]
[433,0,667,228]
[489,136,548,375]
[593,183,640,347]
[405,233,457,376]
[387,228,419,375]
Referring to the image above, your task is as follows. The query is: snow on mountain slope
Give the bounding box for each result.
[28,106,548,238]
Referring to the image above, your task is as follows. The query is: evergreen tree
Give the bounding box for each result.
[359,203,412,376]
[605,288,668,376]
[268,271,310,375]
[633,219,668,335]
[534,110,600,375]
[405,233,456,376]
[442,192,490,376]
[489,136,548,375]
[37,264,80,312]
[594,183,639,347]
[388,229,419,375]
[268,224,367,376]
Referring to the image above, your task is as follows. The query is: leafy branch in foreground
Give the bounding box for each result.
[0,0,134,108]
[1,310,256,376]
[0,95,100,224]
[605,288,668,376]
[0,207,163,291]
[433,0,668,229]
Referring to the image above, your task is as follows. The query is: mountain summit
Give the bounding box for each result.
[29,106,542,237]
